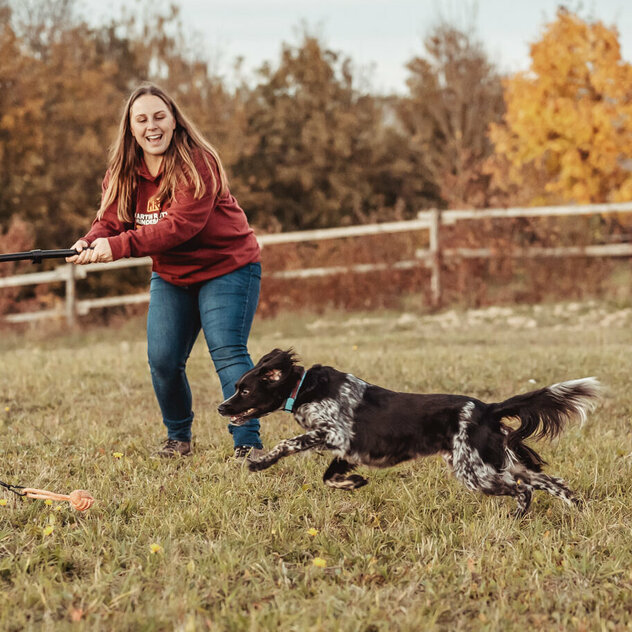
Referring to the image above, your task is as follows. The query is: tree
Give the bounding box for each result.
[0,1,136,247]
[0,4,45,230]
[0,0,236,249]
[489,7,632,204]
[231,32,411,230]
[397,21,505,208]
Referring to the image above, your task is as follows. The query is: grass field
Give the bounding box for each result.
[0,301,631,631]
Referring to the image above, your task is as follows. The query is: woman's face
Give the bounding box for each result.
[129,94,176,159]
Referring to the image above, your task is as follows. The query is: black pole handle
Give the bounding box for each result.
[0,247,93,264]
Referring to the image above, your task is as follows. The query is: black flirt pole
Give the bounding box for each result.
[0,248,88,264]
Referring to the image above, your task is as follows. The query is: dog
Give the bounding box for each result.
[218,349,600,516]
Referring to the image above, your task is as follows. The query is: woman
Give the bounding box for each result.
[67,83,263,460]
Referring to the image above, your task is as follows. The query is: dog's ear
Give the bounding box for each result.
[257,348,300,383]
[263,368,283,382]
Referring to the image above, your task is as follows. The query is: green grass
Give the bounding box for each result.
[1,301,631,631]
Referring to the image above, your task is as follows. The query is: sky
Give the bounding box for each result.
[80,0,632,94]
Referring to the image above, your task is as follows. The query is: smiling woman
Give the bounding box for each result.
[130,95,177,175]
[65,82,263,460]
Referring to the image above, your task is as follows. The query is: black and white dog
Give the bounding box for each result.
[218,349,600,516]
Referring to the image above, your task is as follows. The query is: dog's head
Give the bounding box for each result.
[218,348,303,424]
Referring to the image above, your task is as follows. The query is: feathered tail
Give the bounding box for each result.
[490,377,601,462]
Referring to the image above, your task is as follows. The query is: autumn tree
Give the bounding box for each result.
[0,1,137,247]
[0,0,239,250]
[397,21,505,209]
[0,2,45,235]
[231,33,414,231]
[489,7,632,204]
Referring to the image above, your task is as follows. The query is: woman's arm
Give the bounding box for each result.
[67,174,128,264]
[106,156,219,260]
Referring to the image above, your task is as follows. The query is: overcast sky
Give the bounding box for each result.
[80,0,632,94]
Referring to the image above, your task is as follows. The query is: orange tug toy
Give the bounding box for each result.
[21,488,95,511]
[0,480,94,511]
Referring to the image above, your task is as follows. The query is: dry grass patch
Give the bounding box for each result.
[0,302,631,631]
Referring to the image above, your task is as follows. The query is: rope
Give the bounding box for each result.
[0,480,94,511]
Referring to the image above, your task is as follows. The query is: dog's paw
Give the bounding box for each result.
[325,473,369,490]
[347,474,369,489]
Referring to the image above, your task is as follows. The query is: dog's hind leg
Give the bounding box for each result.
[511,480,533,517]
[472,472,534,518]
[323,458,368,490]
[528,472,582,508]
[451,447,533,516]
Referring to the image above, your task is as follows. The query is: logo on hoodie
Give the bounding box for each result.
[135,197,167,226]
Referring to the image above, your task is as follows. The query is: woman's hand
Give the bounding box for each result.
[89,238,113,263]
[65,238,113,264]
[66,240,91,264]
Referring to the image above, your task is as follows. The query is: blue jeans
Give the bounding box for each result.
[146,263,262,448]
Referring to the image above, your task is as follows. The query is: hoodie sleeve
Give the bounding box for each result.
[82,173,131,244]
[106,156,218,260]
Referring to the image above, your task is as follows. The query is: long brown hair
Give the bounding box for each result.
[98,83,228,222]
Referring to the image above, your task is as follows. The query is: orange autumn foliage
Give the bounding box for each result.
[489,8,632,204]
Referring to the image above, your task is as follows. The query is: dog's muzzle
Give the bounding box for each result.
[217,401,257,425]
[229,408,257,425]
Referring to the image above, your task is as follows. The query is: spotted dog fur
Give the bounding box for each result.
[218,349,600,516]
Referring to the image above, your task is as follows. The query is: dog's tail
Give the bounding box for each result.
[490,377,601,452]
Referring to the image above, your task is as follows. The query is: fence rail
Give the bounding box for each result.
[1,201,631,326]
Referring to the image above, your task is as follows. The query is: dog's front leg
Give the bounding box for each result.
[323,457,368,490]
[248,430,327,472]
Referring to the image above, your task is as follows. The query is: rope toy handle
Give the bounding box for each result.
[20,488,95,511]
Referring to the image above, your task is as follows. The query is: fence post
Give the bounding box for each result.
[429,208,441,308]
[64,264,76,328]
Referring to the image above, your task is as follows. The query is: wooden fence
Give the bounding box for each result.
[2,201,632,326]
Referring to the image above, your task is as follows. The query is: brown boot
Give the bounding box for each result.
[233,445,265,461]
[157,438,192,457]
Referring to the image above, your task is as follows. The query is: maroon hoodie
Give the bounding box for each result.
[82,152,260,286]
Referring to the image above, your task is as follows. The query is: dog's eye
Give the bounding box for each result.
[240,388,250,396]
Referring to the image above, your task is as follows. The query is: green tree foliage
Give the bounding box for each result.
[397,22,505,208]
